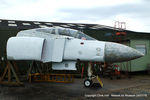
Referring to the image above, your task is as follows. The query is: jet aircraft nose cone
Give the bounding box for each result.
[105,42,144,62]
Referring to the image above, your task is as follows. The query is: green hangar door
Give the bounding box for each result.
[130,40,150,72]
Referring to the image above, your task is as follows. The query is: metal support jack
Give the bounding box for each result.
[81,64,84,78]
[0,61,23,86]
[27,61,42,80]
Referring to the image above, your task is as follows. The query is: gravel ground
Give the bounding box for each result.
[0,75,149,100]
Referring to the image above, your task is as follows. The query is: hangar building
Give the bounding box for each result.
[0,19,150,72]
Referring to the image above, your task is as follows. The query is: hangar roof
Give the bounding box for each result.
[0,19,115,30]
[0,19,150,41]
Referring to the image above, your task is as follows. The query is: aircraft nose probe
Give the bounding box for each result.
[104,42,144,62]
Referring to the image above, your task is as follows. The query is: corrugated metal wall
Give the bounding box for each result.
[0,29,19,57]
[130,39,150,71]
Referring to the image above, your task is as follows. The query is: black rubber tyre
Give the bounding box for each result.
[84,79,93,87]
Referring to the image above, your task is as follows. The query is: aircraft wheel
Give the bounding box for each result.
[84,79,93,87]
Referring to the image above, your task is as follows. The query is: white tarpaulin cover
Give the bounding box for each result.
[41,38,66,62]
[52,61,77,70]
[7,37,66,63]
[7,37,45,61]
[64,39,105,62]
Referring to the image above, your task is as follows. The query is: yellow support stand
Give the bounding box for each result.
[29,73,74,83]
[96,75,103,87]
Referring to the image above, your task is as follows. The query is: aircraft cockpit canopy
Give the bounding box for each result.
[35,27,95,40]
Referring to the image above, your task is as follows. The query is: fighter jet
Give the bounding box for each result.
[6,27,144,87]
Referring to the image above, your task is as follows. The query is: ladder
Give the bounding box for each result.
[114,21,129,78]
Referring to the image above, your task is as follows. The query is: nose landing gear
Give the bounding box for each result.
[84,62,103,88]
[84,79,93,87]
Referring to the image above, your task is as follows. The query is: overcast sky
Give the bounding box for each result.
[0,0,150,32]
